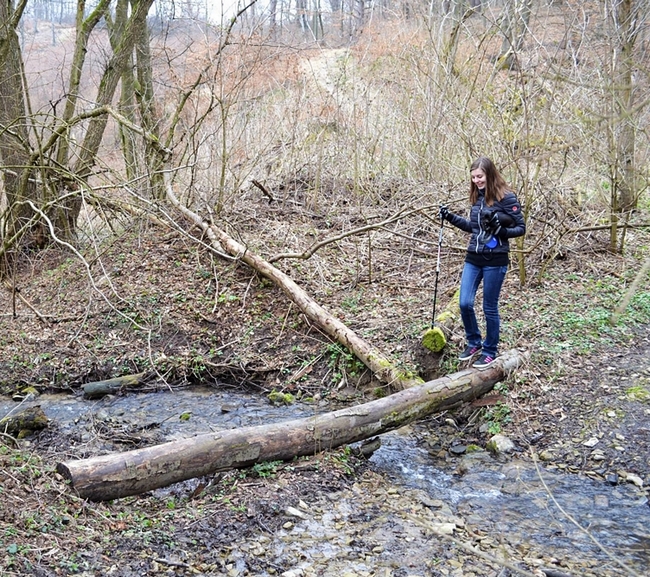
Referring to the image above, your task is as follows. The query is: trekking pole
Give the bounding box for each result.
[421,216,447,352]
[431,217,444,328]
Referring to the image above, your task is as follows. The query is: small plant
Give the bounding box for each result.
[626,385,649,402]
[341,293,361,312]
[325,343,365,384]
[485,402,512,435]
[251,460,283,478]
[494,381,509,395]
[331,446,354,474]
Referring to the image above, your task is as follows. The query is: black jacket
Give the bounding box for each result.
[446,190,525,265]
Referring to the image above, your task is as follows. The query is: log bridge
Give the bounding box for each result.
[56,349,526,501]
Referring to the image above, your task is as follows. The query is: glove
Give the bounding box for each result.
[438,205,451,221]
[488,211,502,236]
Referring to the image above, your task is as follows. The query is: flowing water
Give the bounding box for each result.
[2,388,649,574]
[371,433,650,571]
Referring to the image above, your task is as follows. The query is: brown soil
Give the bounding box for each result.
[1,175,649,576]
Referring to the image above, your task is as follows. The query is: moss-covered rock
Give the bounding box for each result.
[421,326,447,352]
[268,390,296,405]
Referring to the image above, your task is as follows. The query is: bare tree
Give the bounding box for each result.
[498,0,533,69]
[0,0,38,262]
[608,0,643,215]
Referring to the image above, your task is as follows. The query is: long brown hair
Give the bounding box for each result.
[469,157,509,206]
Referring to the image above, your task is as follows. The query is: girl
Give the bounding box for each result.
[439,157,526,369]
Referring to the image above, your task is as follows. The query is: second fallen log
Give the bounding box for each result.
[82,373,147,399]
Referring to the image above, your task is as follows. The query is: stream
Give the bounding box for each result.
[2,387,649,575]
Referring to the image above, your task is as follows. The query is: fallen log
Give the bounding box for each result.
[163,173,423,391]
[57,349,526,501]
[82,372,147,399]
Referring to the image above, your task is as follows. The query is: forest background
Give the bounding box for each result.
[1,0,650,575]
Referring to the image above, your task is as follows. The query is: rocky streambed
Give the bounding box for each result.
[2,387,648,576]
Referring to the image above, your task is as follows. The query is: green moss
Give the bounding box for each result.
[421,327,447,352]
[626,386,650,402]
[436,310,456,322]
[268,390,296,405]
[485,439,498,454]
[465,444,483,453]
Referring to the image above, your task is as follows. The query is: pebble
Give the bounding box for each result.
[594,494,609,507]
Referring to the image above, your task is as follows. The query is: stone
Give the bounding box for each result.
[486,434,516,455]
[285,506,308,519]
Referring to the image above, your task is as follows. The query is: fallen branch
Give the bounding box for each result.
[162,171,423,391]
[268,205,432,263]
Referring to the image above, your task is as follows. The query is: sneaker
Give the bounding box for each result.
[459,345,482,361]
[472,353,497,369]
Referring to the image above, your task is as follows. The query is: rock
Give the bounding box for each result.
[11,386,39,401]
[449,444,467,455]
[486,434,515,455]
[594,494,609,507]
[589,450,605,461]
[429,522,456,535]
[285,506,308,520]
[538,450,555,462]
[417,494,445,509]
[623,473,644,488]
[606,473,619,485]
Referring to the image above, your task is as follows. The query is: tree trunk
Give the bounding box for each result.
[73,0,154,181]
[109,0,139,189]
[57,349,526,501]
[498,0,533,69]
[613,0,638,214]
[134,13,165,199]
[52,0,111,241]
[0,0,36,261]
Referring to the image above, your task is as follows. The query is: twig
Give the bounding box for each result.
[0,431,19,448]
[2,282,50,323]
[252,179,275,202]
[153,558,190,569]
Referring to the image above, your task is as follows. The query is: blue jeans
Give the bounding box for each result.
[459,262,508,358]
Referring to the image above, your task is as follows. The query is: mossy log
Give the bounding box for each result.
[436,288,461,326]
[57,349,527,501]
[0,406,49,437]
[82,373,147,399]
[432,288,461,339]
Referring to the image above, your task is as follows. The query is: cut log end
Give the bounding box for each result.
[421,326,447,352]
